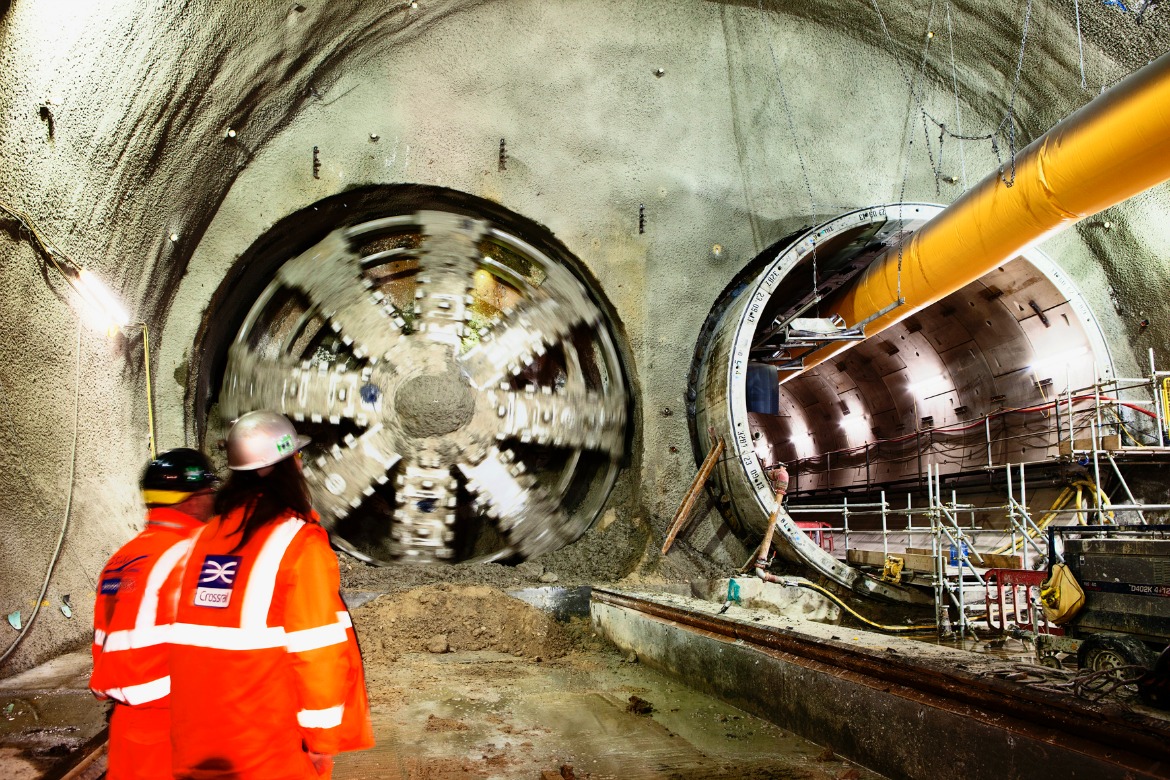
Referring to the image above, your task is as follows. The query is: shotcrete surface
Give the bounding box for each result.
[1,0,1169,674]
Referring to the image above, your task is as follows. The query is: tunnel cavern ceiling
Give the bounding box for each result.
[3,0,1170,676]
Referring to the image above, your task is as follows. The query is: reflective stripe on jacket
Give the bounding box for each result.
[168,508,373,779]
[90,507,202,707]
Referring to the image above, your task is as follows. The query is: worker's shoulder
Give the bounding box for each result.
[279,515,338,574]
[285,511,330,545]
[99,530,170,575]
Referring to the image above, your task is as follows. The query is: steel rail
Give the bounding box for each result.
[592,588,1170,774]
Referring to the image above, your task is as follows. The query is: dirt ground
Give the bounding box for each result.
[337,508,731,595]
[339,585,881,780]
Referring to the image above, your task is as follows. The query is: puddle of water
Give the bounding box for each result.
[909,632,1041,664]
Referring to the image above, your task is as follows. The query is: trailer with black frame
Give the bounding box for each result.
[1033,524,1170,708]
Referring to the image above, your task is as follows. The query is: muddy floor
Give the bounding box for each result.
[0,582,881,779]
[340,585,883,780]
[0,650,108,780]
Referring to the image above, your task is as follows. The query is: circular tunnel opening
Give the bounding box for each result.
[193,186,632,566]
[692,205,1142,597]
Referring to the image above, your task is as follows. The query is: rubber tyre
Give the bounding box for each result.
[1078,634,1157,672]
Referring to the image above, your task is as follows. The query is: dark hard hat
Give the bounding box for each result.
[141,448,218,506]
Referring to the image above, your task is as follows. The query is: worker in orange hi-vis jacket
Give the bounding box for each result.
[90,448,219,780]
[165,410,374,779]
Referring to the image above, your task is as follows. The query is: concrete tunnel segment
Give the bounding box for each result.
[691,204,1115,603]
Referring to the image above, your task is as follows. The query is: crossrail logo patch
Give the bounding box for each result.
[194,554,242,609]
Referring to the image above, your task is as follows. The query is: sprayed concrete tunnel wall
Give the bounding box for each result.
[2,0,1169,672]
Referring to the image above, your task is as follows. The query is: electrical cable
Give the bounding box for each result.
[0,200,77,280]
[775,577,936,633]
[791,393,1158,470]
[991,485,1076,554]
[988,477,1115,557]
[0,324,82,667]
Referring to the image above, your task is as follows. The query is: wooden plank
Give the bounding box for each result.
[904,546,1024,569]
[1059,434,1122,455]
[661,433,724,555]
[848,547,1022,571]
[847,548,937,573]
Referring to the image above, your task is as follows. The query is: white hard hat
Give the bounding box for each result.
[226,410,311,471]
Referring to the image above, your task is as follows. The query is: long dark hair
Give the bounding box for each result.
[214,456,312,551]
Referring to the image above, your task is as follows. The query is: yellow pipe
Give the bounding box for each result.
[1162,377,1170,440]
[991,486,1072,555]
[781,52,1170,381]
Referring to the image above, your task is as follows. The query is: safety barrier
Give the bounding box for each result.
[795,521,834,553]
[985,568,1062,635]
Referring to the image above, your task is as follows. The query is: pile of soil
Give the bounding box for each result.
[352,584,575,664]
[336,507,730,594]
[339,557,528,593]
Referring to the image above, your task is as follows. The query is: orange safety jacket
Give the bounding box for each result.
[166,507,374,779]
[91,506,202,705]
[91,506,203,780]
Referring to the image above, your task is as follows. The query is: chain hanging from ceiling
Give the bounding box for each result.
[869,0,1036,191]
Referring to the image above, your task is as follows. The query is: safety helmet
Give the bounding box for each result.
[226,410,311,471]
[141,448,218,506]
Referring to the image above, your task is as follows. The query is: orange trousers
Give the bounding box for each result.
[107,702,171,780]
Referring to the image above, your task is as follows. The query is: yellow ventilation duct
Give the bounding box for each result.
[781,51,1170,381]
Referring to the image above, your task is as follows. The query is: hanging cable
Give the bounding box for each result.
[869,0,938,305]
[945,1,969,188]
[871,0,935,204]
[915,1,943,195]
[996,0,1033,186]
[755,1,823,305]
[755,0,818,219]
[0,324,82,667]
[870,0,1040,190]
[1073,0,1087,90]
